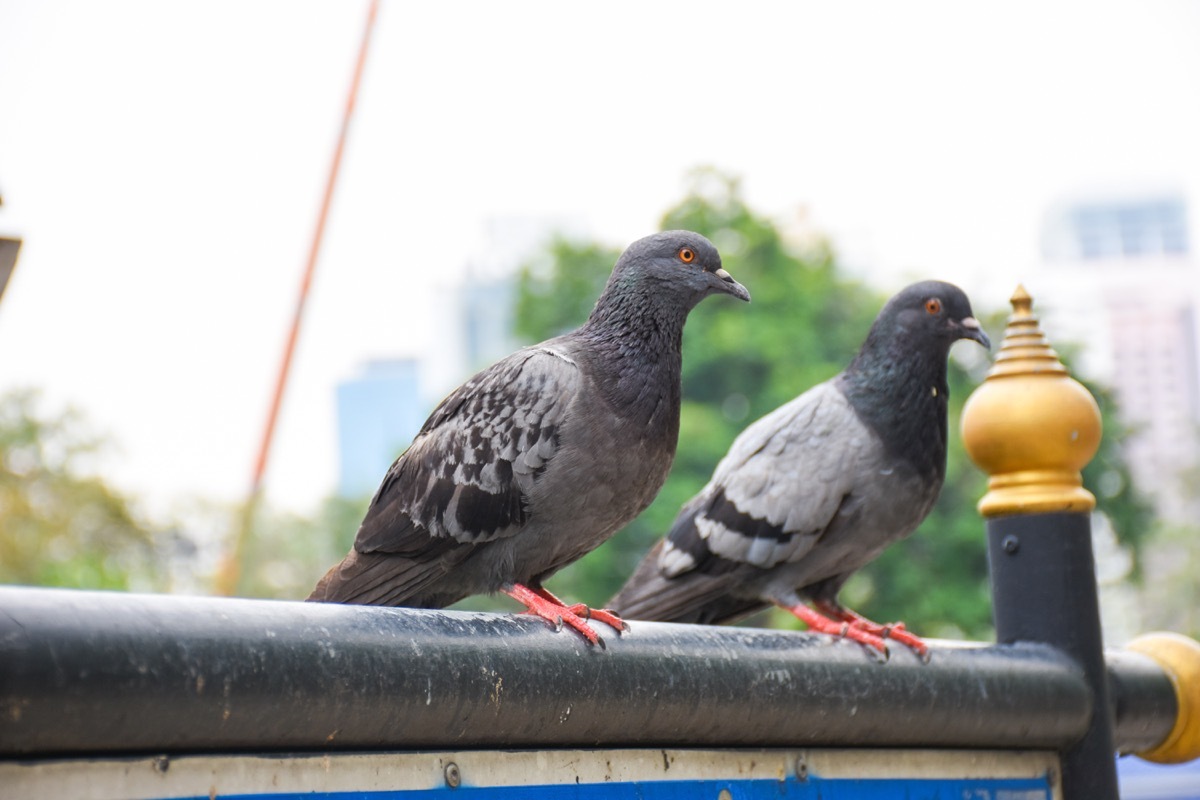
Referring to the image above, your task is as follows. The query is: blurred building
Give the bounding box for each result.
[457,215,589,370]
[1041,196,1189,261]
[335,359,425,498]
[1037,193,1200,524]
[460,273,516,371]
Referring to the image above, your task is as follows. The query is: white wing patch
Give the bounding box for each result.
[659,539,697,577]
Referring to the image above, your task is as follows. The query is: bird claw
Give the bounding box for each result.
[517,605,602,644]
[813,601,928,660]
[882,627,929,659]
[861,640,890,664]
[785,602,887,656]
[838,624,890,657]
[854,620,928,659]
[504,584,609,647]
[556,607,605,647]
[565,604,629,634]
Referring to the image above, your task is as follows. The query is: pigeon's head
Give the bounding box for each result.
[880,281,991,351]
[610,230,751,308]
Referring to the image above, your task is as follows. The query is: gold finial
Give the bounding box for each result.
[961,285,1102,517]
[987,285,1068,378]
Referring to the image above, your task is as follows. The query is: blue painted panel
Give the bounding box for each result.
[170,775,1052,800]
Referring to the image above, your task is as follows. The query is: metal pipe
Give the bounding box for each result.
[0,586,1173,757]
[1107,648,1178,755]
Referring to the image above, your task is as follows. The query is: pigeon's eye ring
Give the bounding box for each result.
[678,247,696,264]
[925,298,942,315]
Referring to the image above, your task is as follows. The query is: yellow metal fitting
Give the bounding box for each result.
[961,285,1102,517]
[1127,632,1200,763]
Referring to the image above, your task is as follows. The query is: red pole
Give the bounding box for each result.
[215,0,381,596]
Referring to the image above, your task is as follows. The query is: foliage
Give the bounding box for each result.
[1139,521,1200,639]
[232,493,370,600]
[514,237,622,341]
[1080,378,1155,575]
[0,388,170,591]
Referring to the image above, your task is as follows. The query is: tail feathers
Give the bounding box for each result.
[607,540,747,624]
[308,549,455,607]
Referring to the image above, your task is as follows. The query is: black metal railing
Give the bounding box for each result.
[0,585,1177,757]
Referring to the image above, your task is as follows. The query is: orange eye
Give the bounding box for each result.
[925,298,942,315]
[678,247,696,264]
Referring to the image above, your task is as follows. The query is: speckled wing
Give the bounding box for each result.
[356,345,581,554]
[658,381,870,577]
[310,346,581,606]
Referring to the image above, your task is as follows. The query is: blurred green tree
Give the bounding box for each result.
[1146,444,1200,638]
[231,493,370,600]
[0,388,169,591]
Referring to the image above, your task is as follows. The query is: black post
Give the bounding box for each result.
[988,512,1118,797]
[962,286,1118,800]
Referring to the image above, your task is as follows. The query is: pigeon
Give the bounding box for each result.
[309,230,750,645]
[607,281,989,657]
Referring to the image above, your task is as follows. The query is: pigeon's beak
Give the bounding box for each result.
[958,316,991,349]
[708,267,751,302]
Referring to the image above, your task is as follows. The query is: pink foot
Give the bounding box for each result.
[532,586,629,633]
[814,600,930,659]
[503,584,612,646]
[783,602,889,655]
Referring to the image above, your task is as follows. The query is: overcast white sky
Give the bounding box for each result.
[2,1,1199,518]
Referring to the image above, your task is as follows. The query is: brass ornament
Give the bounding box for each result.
[961,285,1102,517]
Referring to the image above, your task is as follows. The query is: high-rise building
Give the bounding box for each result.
[460,274,516,371]
[335,359,424,498]
[1037,193,1199,523]
[1042,196,1190,261]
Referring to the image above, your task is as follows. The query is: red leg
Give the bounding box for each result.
[780,602,889,654]
[503,583,606,646]
[813,600,929,659]
[531,586,629,633]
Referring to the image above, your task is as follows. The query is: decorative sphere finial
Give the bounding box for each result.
[961,286,1102,517]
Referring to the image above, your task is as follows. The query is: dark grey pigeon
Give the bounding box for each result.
[310,231,750,645]
[607,281,989,657]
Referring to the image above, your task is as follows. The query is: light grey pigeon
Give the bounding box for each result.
[607,281,989,657]
[310,231,750,645]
